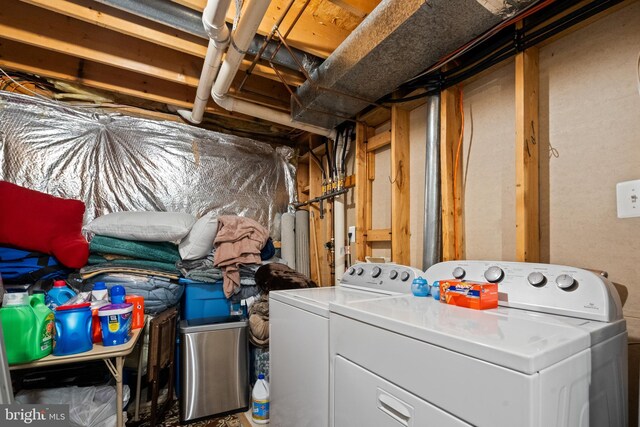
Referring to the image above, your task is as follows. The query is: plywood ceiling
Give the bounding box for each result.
[0,0,381,141]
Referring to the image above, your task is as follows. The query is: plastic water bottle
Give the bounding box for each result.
[91,282,109,302]
[252,373,270,424]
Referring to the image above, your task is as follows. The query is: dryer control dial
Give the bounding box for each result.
[484,266,504,283]
[371,266,382,278]
[389,270,398,280]
[347,267,356,275]
[452,267,466,279]
[400,271,411,282]
[556,274,575,289]
[527,272,546,287]
[356,267,364,276]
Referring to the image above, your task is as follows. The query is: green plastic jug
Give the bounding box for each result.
[30,291,54,359]
[1,292,37,364]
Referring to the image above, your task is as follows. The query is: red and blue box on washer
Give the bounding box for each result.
[439,279,498,310]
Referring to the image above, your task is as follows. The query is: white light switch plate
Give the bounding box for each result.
[348,225,356,242]
[617,180,640,218]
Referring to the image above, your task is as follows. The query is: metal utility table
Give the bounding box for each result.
[9,327,143,427]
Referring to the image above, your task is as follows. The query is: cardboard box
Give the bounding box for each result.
[439,279,498,310]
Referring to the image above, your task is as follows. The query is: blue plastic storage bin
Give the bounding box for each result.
[180,279,231,320]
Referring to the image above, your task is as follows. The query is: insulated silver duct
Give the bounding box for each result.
[295,210,311,278]
[423,94,442,270]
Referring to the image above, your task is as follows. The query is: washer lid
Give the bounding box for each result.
[270,286,395,317]
[330,295,622,374]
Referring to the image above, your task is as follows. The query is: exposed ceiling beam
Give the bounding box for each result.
[173,0,357,58]
[327,0,379,18]
[0,38,290,119]
[17,0,305,86]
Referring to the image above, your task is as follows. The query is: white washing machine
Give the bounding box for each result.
[270,262,423,427]
[329,261,628,427]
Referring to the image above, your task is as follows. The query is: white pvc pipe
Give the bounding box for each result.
[211,0,336,139]
[213,0,271,97]
[334,193,346,285]
[178,0,232,124]
[213,94,336,137]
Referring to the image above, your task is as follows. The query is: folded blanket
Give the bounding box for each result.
[255,263,317,293]
[89,235,180,263]
[87,255,179,273]
[79,264,180,280]
[249,294,269,348]
[73,273,184,314]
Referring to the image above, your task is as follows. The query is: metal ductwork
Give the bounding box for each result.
[93,0,322,72]
[292,0,536,129]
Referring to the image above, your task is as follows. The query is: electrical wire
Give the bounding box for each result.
[452,86,464,260]
[309,150,326,180]
[0,67,54,102]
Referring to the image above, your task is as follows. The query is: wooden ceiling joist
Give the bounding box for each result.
[172,0,358,58]
[0,39,289,128]
[1,2,202,87]
[14,0,304,87]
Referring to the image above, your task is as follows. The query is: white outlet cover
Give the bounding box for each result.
[616,180,640,218]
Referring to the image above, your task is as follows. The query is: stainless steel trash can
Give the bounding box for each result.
[179,316,249,422]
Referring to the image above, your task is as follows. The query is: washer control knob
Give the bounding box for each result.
[389,270,398,280]
[356,267,364,276]
[348,267,356,275]
[400,271,411,282]
[527,272,546,287]
[371,266,382,278]
[484,266,504,283]
[556,274,575,289]
[452,267,466,279]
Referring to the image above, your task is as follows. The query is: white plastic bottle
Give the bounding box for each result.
[252,373,270,424]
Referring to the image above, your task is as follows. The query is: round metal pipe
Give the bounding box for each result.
[423,93,442,270]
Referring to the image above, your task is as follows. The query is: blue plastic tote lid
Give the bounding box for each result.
[55,302,91,311]
[93,282,107,290]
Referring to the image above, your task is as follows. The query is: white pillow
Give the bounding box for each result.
[179,212,218,260]
[84,211,196,242]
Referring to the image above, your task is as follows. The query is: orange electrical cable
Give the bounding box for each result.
[452,86,464,260]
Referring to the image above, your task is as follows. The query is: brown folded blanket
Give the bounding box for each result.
[254,263,317,294]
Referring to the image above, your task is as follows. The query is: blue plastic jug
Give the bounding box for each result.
[53,302,93,356]
[46,280,76,310]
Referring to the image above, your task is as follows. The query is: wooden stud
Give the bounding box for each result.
[366,229,392,242]
[366,130,391,152]
[308,145,329,286]
[359,108,391,128]
[355,122,369,261]
[390,106,410,265]
[515,46,540,262]
[440,87,464,261]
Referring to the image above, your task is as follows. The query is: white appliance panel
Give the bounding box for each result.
[330,314,538,427]
[334,356,471,427]
[270,298,329,427]
[425,261,623,322]
[330,295,592,374]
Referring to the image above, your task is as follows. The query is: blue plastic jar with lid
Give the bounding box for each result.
[431,281,441,301]
[411,277,430,297]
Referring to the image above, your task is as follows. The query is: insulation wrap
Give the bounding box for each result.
[0,92,296,235]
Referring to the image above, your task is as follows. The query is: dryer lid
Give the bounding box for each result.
[329,295,625,374]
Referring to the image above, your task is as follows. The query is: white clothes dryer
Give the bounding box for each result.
[329,261,627,427]
[270,262,423,427]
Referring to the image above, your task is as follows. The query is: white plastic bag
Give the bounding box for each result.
[15,385,130,427]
